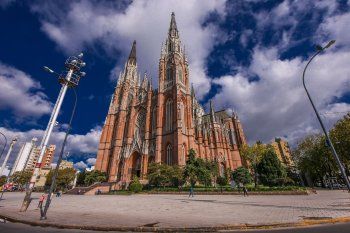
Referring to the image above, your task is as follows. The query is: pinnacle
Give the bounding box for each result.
[169,12,178,37]
[128,40,137,65]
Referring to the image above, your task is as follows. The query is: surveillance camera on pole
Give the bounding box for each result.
[20,52,87,212]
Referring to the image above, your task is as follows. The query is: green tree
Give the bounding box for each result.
[10,170,32,187]
[293,134,336,187]
[330,113,350,173]
[147,163,172,188]
[240,142,267,187]
[183,149,199,186]
[231,167,252,185]
[257,147,286,186]
[76,170,86,186]
[129,175,143,193]
[45,168,76,190]
[84,170,108,186]
[170,165,185,187]
[0,175,7,186]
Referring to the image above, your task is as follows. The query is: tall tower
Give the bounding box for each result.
[95,41,141,181]
[155,12,193,166]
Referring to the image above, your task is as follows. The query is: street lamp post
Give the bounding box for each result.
[20,53,86,212]
[0,131,7,161]
[302,40,350,192]
[40,88,78,220]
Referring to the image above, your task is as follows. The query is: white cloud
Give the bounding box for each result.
[0,62,52,118]
[86,157,96,166]
[74,161,88,170]
[318,12,350,49]
[31,0,227,99]
[0,126,101,166]
[212,47,350,145]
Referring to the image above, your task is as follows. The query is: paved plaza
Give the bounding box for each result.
[0,191,349,229]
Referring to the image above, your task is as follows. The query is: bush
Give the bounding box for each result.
[129,176,143,193]
[231,167,252,185]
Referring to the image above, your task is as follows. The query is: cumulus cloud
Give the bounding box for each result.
[0,126,101,166]
[74,161,88,170]
[86,158,96,166]
[213,46,350,145]
[30,0,227,99]
[0,62,52,118]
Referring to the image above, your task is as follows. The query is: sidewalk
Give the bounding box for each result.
[0,190,349,231]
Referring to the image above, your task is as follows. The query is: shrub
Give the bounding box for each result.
[231,167,252,185]
[129,176,143,193]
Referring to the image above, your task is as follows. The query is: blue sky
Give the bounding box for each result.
[0,0,349,170]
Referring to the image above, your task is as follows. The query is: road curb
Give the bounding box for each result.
[1,213,350,232]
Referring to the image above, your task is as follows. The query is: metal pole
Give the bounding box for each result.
[302,41,350,192]
[20,70,73,212]
[0,137,17,175]
[41,88,77,220]
[0,131,7,161]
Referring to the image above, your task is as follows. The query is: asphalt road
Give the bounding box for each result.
[0,221,350,233]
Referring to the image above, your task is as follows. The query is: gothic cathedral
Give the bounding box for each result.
[95,13,247,184]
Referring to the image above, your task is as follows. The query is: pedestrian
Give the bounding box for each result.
[56,190,60,197]
[189,185,194,198]
[38,194,46,209]
[243,185,249,197]
[78,189,81,195]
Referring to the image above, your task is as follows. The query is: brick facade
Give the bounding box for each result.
[95,13,247,183]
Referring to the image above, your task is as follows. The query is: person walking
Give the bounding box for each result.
[188,185,194,198]
[37,194,46,209]
[243,185,249,197]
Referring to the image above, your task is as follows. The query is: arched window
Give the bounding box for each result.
[166,66,172,81]
[152,107,157,135]
[179,102,185,132]
[166,99,173,131]
[166,144,172,165]
[178,69,183,83]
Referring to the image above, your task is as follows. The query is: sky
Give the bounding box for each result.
[0,0,349,170]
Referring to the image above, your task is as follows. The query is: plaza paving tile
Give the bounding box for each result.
[0,190,349,228]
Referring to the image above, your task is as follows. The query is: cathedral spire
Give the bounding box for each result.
[210,100,216,123]
[128,40,137,65]
[191,83,195,98]
[168,12,179,38]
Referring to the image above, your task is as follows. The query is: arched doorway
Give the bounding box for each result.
[130,151,142,179]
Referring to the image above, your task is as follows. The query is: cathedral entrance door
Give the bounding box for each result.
[130,151,142,179]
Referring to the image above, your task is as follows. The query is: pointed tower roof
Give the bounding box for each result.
[128,40,137,65]
[191,83,195,98]
[168,12,179,38]
[210,100,216,123]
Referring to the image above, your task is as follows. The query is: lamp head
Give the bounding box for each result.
[80,72,86,77]
[43,66,54,73]
[80,62,86,67]
[324,40,335,49]
[78,52,84,58]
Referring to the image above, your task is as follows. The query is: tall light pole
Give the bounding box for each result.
[302,40,350,192]
[40,88,78,220]
[20,53,86,212]
[0,131,7,161]
[0,137,18,176]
